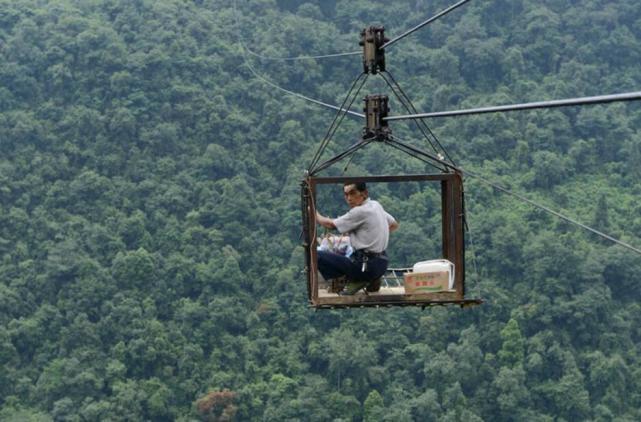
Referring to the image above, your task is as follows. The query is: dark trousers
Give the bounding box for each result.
[318,250,388,282]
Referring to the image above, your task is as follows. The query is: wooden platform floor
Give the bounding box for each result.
[317,286,455,298]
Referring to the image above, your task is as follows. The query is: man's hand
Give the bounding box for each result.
[316,211,336,229]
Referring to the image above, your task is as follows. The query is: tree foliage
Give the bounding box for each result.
[1,0,641,419]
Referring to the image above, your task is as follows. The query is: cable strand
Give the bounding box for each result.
[384,91,641,121]
[383,71,456,164]
[462,169,641,256]
[246,48,361,61]
[308,73,367,171]
[309,74,370,172]
[311,137,375,175]
[389,134,641,255]
[233,0,364,118]
[381,0,473,50]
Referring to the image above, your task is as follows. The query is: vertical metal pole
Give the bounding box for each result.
[301,179,313,302]
[307,177,319,304]
[441,180,450,260]
[442,174,465,299]
[452,172,465,298]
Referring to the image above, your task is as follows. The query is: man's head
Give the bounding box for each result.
[343,182,368,208]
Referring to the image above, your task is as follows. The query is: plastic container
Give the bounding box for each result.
[412,259,455,290]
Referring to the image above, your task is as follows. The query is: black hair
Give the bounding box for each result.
[344,181,367,192]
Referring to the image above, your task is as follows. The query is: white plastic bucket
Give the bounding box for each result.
[412,259,455,290]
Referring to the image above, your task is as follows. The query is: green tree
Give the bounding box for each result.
[498,319,525,368]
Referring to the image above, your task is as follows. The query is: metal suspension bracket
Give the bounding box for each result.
[363,94,391,141]
[359,26,388,74]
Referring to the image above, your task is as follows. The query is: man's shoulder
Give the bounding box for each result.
[352,199,386,216]
[365,199,385,211]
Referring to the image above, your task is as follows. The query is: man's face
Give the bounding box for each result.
[343,184,367,208]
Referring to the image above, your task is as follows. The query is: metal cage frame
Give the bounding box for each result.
[301,172,483,309]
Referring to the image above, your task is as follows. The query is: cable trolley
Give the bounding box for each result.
[301,27,483,309]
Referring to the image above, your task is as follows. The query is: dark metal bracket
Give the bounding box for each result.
[360,26,388,74]
[363,94,391,141]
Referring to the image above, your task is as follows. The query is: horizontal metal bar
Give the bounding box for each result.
[308,173,456,185]
[384,91,641,120]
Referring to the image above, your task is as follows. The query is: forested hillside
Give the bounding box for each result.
[1,0,641,420]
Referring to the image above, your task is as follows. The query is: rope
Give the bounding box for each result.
[381,0,473,50]
[308,73,367,171]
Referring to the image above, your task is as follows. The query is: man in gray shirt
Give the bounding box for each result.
[316,182,399,295]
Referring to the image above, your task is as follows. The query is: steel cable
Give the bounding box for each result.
[308,73,370,173]
[245,48,361,61]
[389,134,641,255]
[308,73,367,171]
[382,71,455,164]
[233,0,364,118]
[380,72,454,165]
[381,0,473,50]
[385,91,641,121]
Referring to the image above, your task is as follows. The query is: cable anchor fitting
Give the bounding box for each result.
[360,26,388,74]
[363,94,391,141]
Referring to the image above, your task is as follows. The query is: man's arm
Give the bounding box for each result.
[316,211,336,229]
[389,220,399,233]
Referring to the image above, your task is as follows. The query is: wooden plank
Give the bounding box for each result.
[312,296,483,309]
[314,290,461,307]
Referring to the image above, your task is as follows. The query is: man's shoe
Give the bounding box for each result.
[339,281,368,296]
[328,276,348,293]
[366,277,382,293]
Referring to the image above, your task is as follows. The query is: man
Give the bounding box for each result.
[315,182,399,295]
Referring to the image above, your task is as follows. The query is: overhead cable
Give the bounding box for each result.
[233,0,364,118]
[390,134,641,255]
[241,53,364,118]
[381,0,473,50]
[245,48,361,61]
[461,169,641,256]
[385,91,641,121]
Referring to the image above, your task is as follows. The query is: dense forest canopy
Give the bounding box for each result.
[1,0,641,420]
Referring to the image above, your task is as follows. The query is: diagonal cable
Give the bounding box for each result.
[385,135,450,172]
[380,72,454,164]
[308,73,367,171]
[245,48,361,61]
[381,0,473,50]
[379,73,441,157]
[389,134,641,255]
[308,73,370,172]
[233,0,364,118]
[461,169,641,256]
[382,71,455,164]
[310,137,375,175]
[384,141,448,173]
